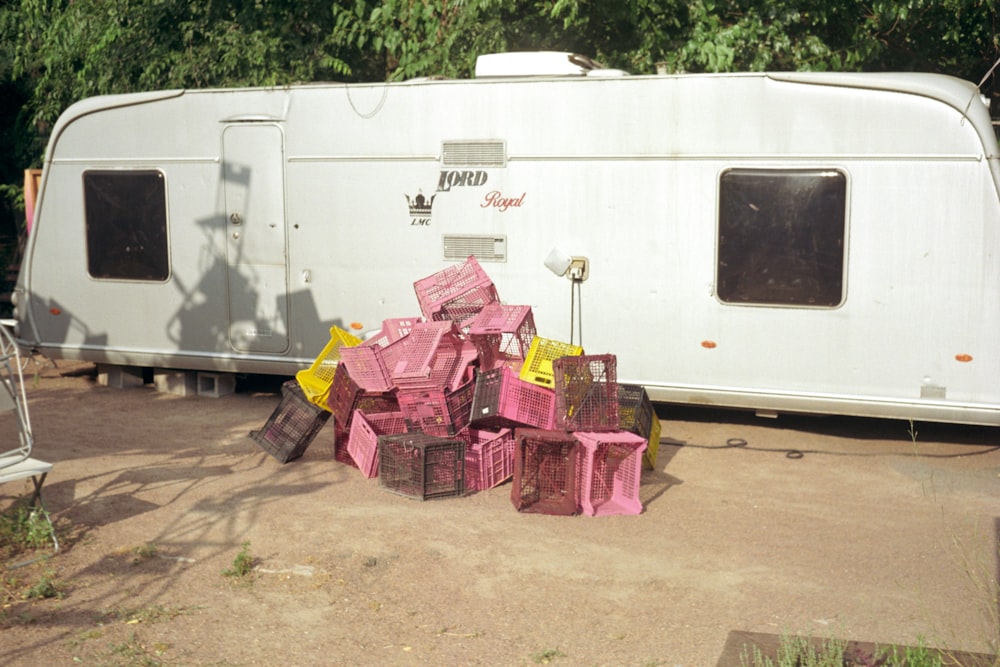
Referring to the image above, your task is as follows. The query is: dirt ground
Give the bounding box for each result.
[1,356,999,667]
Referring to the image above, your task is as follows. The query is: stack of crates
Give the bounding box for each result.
[250,381,331,463]
[378,432,465,500]
[268,256,664,514]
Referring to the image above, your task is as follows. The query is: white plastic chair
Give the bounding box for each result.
[0,320,58,554]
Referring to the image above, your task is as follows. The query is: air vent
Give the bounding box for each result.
[443,235,507,263]
[442,140,506,168]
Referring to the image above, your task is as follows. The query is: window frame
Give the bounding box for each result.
[83,169,170,282]
[715,167,848,309]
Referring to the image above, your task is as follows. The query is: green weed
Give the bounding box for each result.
[23,570,65,600]
[222,540,255,579]
[531,647,566,664]
[0,501,54,556]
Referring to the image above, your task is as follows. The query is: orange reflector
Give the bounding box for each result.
[955,354,973,363]
[49,307,61,316]
[350,322,364,330]
[701,340,717,349]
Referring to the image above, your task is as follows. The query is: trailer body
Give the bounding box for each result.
[14,56,1000,424]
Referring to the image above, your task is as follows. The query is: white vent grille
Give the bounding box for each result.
[442,140,506,167]
[443,235,507,263]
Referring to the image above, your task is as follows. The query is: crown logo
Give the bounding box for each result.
[406,192,435,217]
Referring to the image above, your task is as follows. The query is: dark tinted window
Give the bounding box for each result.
[84,170,169,281]
[717,169,846,307]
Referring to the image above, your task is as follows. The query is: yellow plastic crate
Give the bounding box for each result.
[644,414,662,470]
[517,336,583,389]
[295,326,363,410]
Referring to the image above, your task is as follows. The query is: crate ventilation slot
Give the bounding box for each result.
[443,235,507,263]
[441,140,506,167]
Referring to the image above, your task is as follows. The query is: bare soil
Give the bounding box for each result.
[2,357,999,667]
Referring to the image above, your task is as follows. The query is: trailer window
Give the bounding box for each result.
[84,170,169,281]
[717,169,846,307]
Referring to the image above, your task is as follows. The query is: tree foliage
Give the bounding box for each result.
[0,0,996,231]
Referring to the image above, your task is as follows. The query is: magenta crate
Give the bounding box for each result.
[511,429,580,515]
[574,431,647,517]
[397,388,449,436]
[250,381,331,463]
[397,380,475,437]
[458,427,515,492]
[469,304,536,371]
[334,438,358,468]
[327,363,398,436]
[553,354,619,432]
[347,411,408,478]
[378,433,465,500]
[469,366,555,431]
[413,256,499,322]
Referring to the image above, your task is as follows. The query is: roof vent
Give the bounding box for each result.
[475,52,626,78]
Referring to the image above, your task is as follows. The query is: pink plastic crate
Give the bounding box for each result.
[553,354,619,432]
[339,344,393,392]
[390,321,452,384]
[469,366,555,430]
[574,431,647,517]
[347,411,408,478]
[469,304,536,371]
[413,256,499,322]
[363,317,422,349]
[391,322,472,392]
[434,284,500,326]
[458,427,515,492]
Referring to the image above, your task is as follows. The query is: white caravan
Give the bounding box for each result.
[12,53,1000,425]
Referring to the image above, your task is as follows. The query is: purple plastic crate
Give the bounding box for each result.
[250,381,331,463]
[378,433,465,500]
[510,428,580,515]
[553,354,619,432]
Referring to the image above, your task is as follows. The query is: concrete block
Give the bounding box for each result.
[153,370,198,396]
[96,364,144,389]
[197,372,236,398]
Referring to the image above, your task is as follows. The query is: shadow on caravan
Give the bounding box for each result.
[13,52,1000,426]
